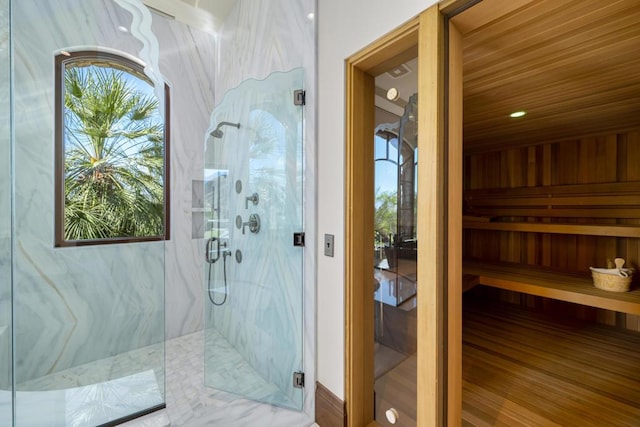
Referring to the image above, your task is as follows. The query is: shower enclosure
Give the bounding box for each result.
[4,1,167,425]
[204,69,306,410]
[1,0,12,426]
[2,0,314,424]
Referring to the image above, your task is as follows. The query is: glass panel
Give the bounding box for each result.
[374,91,418,425]
[0,0,12,424]
[12,1,165,425]
[374,95,418,308]
[204,69,305,411]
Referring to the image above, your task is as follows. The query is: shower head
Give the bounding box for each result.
[210,121,240,139]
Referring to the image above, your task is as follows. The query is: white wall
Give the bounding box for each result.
[317,0,439,400]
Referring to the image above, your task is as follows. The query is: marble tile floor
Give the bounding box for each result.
[14,342,165,426]
[124,329,314,427]
[10,329,314,426]
[204,329,298,410]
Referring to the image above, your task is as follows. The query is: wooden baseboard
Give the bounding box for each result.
[315,381,345,427]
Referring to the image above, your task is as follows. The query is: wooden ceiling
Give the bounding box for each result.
[453,0,640,153]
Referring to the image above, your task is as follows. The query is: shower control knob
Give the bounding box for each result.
[236,213,261,235]
[245,213,260,234]
[245,192,259,209]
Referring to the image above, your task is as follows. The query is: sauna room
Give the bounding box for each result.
[456,0,640,425]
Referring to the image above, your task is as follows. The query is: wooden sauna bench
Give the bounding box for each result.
[463,181,640,238]
[462,260,640,315]
[462,180,640,314]
[462,300,640,426]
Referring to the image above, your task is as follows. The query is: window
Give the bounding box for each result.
[54,51,170,247]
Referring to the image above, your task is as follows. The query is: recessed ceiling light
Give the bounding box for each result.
[118,25,129,33]
[307,12,315,20]
[386,87,399,101]
[510,111,526,118]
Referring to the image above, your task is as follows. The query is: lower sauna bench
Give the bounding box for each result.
[462,298,640,427]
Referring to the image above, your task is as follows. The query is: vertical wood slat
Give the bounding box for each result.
[557,140,577,185]
[448,20,464,427]
[624,133,640,276]
[577,137,597,183]
[626,132,640,181]
[542,144,552,267]
[598,135,618,182]
[418,6,445,427]
[345,63,375,427]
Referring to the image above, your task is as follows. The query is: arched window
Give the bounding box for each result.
[54,50,170,247]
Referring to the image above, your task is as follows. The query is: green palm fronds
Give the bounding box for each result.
[63,65,165,241]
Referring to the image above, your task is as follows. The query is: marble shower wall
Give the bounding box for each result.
[206,0,316,418]
[10,0,215,383]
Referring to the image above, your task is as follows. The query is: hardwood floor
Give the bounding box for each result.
[463,302,640,426]
[375,353,417,427]
[374,301,640,426]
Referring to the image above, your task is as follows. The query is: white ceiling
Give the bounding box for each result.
[374,57,418,120]
[178,0,236,20]
[143,0,236,34]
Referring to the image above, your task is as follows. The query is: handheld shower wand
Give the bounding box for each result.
[206,171,231,306]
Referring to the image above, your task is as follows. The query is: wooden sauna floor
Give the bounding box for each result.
[376,302,640,426]
[463,302,640,426]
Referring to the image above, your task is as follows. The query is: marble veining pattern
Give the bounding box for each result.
[10,0,216,385]
[12,0,166,384]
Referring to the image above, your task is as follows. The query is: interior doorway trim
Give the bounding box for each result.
[344,4,448,426]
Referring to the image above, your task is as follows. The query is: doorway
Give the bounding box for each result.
[344,4,454,426]
[347,0,640,425]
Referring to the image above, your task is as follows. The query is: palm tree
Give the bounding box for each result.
[63,65,165,241]
[374,189,397,246]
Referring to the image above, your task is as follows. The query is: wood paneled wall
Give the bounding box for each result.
[463,130,640,330]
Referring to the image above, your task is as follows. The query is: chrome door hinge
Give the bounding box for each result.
[294,89,306,106]
[293,371,305,388]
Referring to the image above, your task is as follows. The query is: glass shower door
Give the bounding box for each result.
[11,1,166,425]
[374,92,418,426]
[0,0,12,424]
[204,69,305,411]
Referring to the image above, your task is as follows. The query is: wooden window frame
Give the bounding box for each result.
[54,50,171,247]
